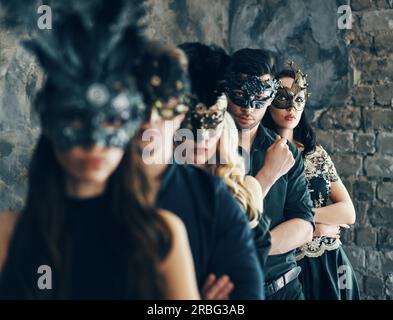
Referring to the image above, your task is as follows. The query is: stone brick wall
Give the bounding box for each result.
[314,0,393,299]
[0,28,43,211]
[0,0,392,299]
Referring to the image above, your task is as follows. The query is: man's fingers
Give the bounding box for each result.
[340,224,350,229]
[277,137,288,147]
[272,135,283,146]
[202,274,216,292]
[283,151,295,168]
[268,135,281,150]
[216,281,235,300]
[204,275,231,300]
[222,281,235,298]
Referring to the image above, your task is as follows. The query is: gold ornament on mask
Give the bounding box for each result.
[287,61,310,98]
[272,61,310,111]
[186,95,227,132]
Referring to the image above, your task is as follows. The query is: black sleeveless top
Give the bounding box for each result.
[0,192,167,299]
[66,193,122,299]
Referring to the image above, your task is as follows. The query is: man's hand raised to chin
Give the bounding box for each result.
[256,135,295,196]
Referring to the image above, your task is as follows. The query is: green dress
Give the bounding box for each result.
[296,145,360,300]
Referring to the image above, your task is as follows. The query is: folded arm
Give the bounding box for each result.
[269,218,313,255]
[314,180,356,226]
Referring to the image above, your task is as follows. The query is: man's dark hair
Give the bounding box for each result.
[228,48,277,76]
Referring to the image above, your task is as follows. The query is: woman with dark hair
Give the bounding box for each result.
[0,0,199,300]
[262,62,360,300]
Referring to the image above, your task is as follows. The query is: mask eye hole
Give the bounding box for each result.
[103,115,125,129]
[233,90,245,98]
[62,113,84,129]
[68,119,83,129]
[295,96,304,103]
[254,93,269,100]
[253,100,267,109]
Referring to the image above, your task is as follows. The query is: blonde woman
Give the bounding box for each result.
[180,105,263,224]
[177,42,271,300]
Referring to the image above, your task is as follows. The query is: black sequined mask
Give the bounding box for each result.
[224,73,280,109]
[39,80,145,151]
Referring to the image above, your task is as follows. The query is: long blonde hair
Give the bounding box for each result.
[206,112,260,228]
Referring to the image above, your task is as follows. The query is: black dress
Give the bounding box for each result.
[296,145,360,300]
[0,193,169,300]
[0,192,144,299]
[66,193,123,299]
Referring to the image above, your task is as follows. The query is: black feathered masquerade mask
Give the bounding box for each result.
[9,0,148,150]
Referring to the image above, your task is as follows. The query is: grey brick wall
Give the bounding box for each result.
[329,0,393,300]
[0,0,392,299]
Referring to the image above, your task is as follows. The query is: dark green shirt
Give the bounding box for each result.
[241,124,315,282]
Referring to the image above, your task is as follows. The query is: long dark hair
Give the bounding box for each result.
[262,69,317,156]
[0,135,171,299]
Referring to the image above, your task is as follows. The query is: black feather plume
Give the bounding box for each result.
[1,0,148,114]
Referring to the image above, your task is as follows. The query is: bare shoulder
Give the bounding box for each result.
[0,211,20,269]
[0,211,19,233]
[158,210,187,236]
[158,210,190,265]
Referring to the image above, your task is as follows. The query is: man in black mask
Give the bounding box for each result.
[224,49,315,300]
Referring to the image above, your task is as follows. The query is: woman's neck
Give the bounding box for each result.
[279,128,294,143]
[66,177,106,199]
